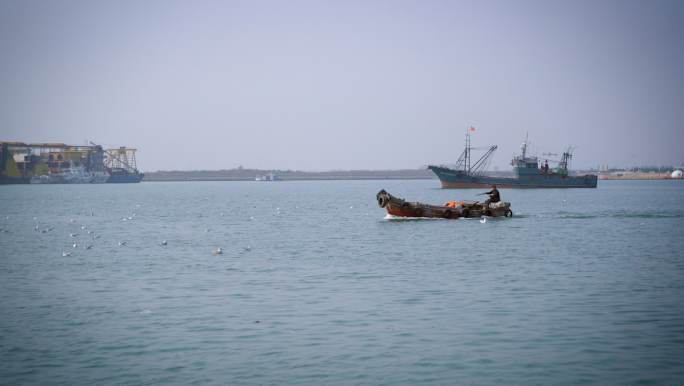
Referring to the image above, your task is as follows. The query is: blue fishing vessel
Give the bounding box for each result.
[428,132,597,188]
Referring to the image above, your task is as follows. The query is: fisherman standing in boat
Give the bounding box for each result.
[483,185,500,208]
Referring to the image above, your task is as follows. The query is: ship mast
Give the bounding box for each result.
[521,132,529,160]
[465,129,471,172]
[454,129,472,173]
[558,145,577,172]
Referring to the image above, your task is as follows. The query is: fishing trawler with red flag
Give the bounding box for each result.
[428,130,597,188]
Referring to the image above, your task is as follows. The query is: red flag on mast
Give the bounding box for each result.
[470,126,475,131]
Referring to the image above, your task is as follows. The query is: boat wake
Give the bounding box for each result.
[383,214,472,221]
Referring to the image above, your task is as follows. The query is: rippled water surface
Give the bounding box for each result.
[1,180,683,385]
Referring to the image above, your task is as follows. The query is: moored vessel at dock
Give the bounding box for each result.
[100,144,144,183]
[428,132,597,188]
[255,172,278,181]
[30,162,109,184]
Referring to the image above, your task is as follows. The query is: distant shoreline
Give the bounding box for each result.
[142,169,447,182]
[141,169,681,182]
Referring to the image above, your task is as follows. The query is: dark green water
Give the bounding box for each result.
[1,180,683,385]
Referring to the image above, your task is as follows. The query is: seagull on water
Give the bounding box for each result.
[40,229,46,233]
[205,228,210,232]
[70,233,78,237]
[70,219,75,222]
[63,252,72,256]
[480,218,486,224]
[161,241,167,245]
[244,245,251,252]
[119,241,126,246]
[47,227,53,231]
[211,247,223,254]
[84,245,92,249]
[87,230,93,234]
[122,218,127,221]
[6,217,11,219]
[639,223,645,226]
[73,243,77,248]
[562,200,566,203]
[34,225,39,230]
[220,213,224,217]
[138,309,153,315]
[93,235,101,239]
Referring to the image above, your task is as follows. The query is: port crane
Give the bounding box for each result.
[91,142,139,173]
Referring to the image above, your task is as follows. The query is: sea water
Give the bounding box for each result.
[1,180,683,385]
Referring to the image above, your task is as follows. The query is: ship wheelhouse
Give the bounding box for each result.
[512,157,541,177]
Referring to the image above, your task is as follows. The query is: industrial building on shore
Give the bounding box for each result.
[0,142,143,184]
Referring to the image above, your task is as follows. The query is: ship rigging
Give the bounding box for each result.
[453,131,498,177]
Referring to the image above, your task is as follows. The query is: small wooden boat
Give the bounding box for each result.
[376,189,512,219]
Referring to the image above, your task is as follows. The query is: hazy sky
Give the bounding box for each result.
[1,0,683,172]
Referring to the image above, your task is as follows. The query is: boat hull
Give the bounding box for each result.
[376,189,512,219]
[428,166,597,188]
[106,173,144,183]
